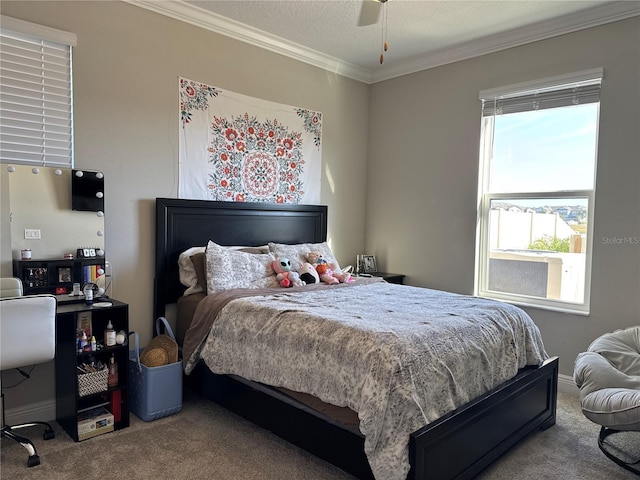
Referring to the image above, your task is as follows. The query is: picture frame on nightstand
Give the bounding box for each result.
[361,255,377,274]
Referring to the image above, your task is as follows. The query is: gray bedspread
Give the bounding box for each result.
[184,280,547,480]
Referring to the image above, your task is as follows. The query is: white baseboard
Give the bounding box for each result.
[558,373,579,397]
[4,399,56,425]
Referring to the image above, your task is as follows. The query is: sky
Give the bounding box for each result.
[490,102,599,194]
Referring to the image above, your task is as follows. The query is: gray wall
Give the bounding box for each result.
[367,17,640,378]
[1,1,638,420]
[0,0,369,418]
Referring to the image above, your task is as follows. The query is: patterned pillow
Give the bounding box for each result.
[192,246,268,295]
[268,241,340,270]
[206,241,279,293]
[179,244,270,296]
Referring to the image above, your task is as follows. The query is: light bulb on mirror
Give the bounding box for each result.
[75,170,83,177]
[97,268,105,275]
[54,169,63,176]
[96,191,103,199]
[7,165,15,173]
[32,167,40,174]
[96,172,104,179]
[97,230,104,237]
[97,211,104,217]
[96,249,104,257]
[97,287,105,296]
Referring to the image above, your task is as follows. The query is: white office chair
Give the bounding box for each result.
[0,277,57,467]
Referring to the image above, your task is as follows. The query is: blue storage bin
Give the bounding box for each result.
[128,318,182,421]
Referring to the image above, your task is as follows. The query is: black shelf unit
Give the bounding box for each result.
[55,299,129,441]
[13,257,106,295]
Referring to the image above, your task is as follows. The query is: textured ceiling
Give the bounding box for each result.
[130,1,640,82]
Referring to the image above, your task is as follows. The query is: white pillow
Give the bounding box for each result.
[178,246,206,296]
[268,241,341,270]
[206,241,279,293]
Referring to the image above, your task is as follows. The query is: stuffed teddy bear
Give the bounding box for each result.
[305,251,351,284]
[298,262,320,285]
[272,257,305,287]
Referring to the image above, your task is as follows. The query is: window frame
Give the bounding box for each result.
[475,69,602,315]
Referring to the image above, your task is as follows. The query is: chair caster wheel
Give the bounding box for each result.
[27,455,41,467]
[43,427,55,440]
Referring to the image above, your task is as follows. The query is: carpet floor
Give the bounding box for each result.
[1,389,638,479]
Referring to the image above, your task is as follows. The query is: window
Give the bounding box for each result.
[0,16,76,168]
[476,68,602,314]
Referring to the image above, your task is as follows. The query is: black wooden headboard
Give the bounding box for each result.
[154,198,328,319]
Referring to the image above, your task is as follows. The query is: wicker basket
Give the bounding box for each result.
[78,368,108,397]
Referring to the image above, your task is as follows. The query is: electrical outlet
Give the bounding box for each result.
[24,229,41,239]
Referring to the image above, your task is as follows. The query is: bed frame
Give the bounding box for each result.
[154,197,559,480]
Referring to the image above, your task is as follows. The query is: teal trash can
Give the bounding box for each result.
[128,318,182,421]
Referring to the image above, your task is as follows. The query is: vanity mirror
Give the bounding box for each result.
[1,165,105,261]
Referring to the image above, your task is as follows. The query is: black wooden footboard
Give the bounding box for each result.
[188,357,558,480]
[409,356,559,479]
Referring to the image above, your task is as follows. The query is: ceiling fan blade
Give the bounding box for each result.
[357,0,382,26]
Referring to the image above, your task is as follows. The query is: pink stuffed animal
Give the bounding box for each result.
[272,258,305,287]
[305,251,351,284]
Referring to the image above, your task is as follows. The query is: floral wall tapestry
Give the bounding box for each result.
[179,77,322,204]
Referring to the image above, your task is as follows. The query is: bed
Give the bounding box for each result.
[154,197,558,480]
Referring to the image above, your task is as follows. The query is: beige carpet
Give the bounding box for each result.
[1,389,637,479]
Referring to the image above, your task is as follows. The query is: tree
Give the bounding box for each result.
[528,235,570,253]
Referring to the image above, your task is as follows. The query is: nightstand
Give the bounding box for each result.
[372,272,405,285]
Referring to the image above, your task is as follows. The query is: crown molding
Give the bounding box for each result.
[125,1,640,85]
[371,1,640,83]
[123,0,372,83]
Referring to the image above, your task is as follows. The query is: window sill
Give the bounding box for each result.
[478,293,590,316]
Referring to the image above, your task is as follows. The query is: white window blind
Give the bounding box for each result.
[480,69,603,119]
[0,16,76,168]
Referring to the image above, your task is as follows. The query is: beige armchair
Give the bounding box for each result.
[574,326,640,475]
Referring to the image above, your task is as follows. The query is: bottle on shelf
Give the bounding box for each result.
[104,320,116,347]
[107,354,118,388]
[83,283,93,305]
[90,335,97,352]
